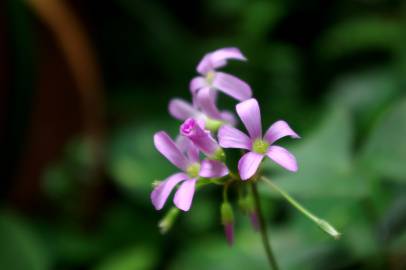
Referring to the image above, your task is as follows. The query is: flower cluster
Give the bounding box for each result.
[152,47,301,244]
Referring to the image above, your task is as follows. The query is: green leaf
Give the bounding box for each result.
[359,99,406,182]
[263,107,366,198]
[0,212,50,270]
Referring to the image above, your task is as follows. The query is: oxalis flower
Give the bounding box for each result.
[190,47,252,108]
[169,98,236,131]
[152,131,229,211]
[219,98,300,180]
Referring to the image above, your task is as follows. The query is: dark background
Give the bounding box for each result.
[1,0,406,269]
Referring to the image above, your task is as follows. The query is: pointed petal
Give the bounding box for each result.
[195,87,223,119]
[266,145,298,172]
[238,151,264,180]
[189,76,207,94]
[154,131,189,170]
[264,120,300,145]
[173,178,197,211]
[169,98,199,121]
[212,72,252,101]
[151,172,188,210]
[236,98,262,139]
[197,47,247,74]
[199,160,229,178]
[218,125,251,150]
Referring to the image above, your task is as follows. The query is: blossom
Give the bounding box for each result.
[190,47,252,107]
[218,98,300,180]
[169,98,236,130]
[152,131,229,211]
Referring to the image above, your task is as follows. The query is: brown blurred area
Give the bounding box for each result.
[1,0,104,212]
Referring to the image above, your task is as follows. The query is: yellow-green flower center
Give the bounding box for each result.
[186,163,201,178]
[211,148,226,162]
[205,117,223,132]
[206,71,216,84]
[252,139,269,154]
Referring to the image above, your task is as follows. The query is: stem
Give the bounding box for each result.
[251,182,279,270]
[261,176,340,239]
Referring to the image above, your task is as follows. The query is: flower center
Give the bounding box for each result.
[205,117,223,132]
[252,139,269,154]
[186,163,200,178]
[205,71,216,85]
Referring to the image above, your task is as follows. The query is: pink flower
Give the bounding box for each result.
[168,98,236,129]
[152,131,229,211]
[218,98,300,180]
[190,47,252,110]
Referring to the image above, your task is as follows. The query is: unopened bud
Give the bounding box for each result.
[221,201,234,246]
[317,219,341,239]
[158,207,179,234]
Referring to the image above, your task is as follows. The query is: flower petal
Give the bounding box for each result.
[151,172,188,210]
[218,125,251,150]
[199,160,229,178]
[195,87,223,119]
[175,136,200,163]
[173,178,198,211]
[154,131,189,170]
[266,145,298,172]
[212,72,252,101]
[189,76,207,94]
[220,111,237,126]
[236,98,262,139]
[264,120,300,145]
[169,98,199,121]
[197,47,247,74]
[238,151,264,180]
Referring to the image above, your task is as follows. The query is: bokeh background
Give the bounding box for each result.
[1,0,406,269]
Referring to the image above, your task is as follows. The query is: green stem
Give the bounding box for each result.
[251,182,279,270]
[261,176,340,239]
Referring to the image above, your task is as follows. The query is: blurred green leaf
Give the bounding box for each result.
[359,98,406,182]
[94,246,156,270]
[0,212,50,270]
[263,107,366,198]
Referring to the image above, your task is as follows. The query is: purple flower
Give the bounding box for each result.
[190,47,252,104]
[218,98,300,180]
[152,131,229,211]
[180,118,222,157]
[169,98,236,130]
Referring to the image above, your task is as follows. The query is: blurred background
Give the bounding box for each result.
[1,0,406,269]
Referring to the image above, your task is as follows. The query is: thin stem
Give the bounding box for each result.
[261,176,340,239]
[251,182,279,270]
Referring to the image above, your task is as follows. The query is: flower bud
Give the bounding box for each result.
[180,118,219,156]
[221,201,234,246]
[158,207,180,234]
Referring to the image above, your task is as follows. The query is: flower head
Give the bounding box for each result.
[218,98,300,180]
[190,47,252,105]
[152,131,229,211]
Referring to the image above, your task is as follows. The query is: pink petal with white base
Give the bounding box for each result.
[238,151,264,180]
[236,98,262,139]
[151,172,188,210]
[264,120,300,145]
[266,145,298,172]
[173,178,198,211]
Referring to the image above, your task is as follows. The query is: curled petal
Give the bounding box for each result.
[180,118,219,156]
[236,98,262,139]
[169,98,199,121]
[264,120,300,145]
[154,132,189,170]
[173,178,197,211]
[199,160,229,178]
[238,151,264,180]
[218,125,251,150]
[266,145,298,172]
[190,76,207,94]
[212,72,252,101]
[151,172,188,210]
[197,47,247,74]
